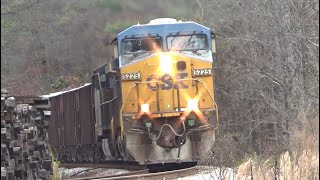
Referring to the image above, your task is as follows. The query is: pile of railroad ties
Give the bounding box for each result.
[1,90,52,180]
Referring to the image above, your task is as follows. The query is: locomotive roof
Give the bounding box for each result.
[117,21,212,41]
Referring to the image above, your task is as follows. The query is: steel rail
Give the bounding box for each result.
[70,169,149,180]
[88,166,198,180]
[60,163,146,171]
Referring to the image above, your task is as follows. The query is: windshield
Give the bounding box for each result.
[120,37,162,66]
[121,37,162,54]
[167,34,208,51]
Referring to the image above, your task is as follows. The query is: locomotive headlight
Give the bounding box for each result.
[187,99,199,111]
[141,103,150,113]
[160,54,172,74]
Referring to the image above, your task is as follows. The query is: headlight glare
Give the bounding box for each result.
[141,103,150,113]
[187,99,198,111]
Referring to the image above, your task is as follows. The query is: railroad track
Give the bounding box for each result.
[61,163,146,170]
[70,169,149,180]
[69,166,198,180]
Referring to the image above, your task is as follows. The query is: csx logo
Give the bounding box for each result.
[147,73,188,90]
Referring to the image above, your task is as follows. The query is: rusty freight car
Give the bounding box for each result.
[44,84,98,162]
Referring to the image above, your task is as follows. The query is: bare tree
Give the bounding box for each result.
[200,0,319,168]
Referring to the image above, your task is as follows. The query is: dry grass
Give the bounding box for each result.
[52,161,61,180]
[238,150,319,180]
[236,105,319,180]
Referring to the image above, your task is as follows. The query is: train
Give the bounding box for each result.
[44,18,219,167]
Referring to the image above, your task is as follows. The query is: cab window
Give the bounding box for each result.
[120,36,162,66]
[121,37,162,54]
[167,34,208,51]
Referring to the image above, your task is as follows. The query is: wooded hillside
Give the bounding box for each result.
[1,0,319,176]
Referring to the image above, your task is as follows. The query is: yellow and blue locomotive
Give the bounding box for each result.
[47,18,218,167]
[93,18,218,165]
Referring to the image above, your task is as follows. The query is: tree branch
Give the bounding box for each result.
[1,0,41,15]
[196,0,204,20]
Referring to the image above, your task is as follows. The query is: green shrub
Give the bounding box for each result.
[1,19,15,29]
[51,76,68,90]
[97,0,122,12]
[104,21,132,33]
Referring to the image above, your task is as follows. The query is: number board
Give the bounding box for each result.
[122,72,141,81]
[192,68,212,77]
